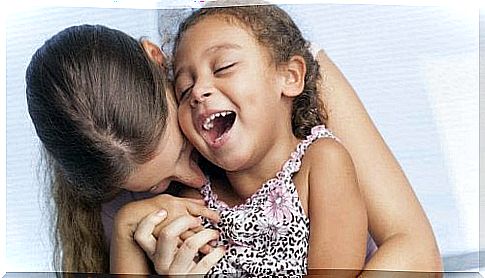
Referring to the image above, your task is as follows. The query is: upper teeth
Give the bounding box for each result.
[203,111,233,130]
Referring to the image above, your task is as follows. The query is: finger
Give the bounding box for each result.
[180,230,196,242]
[185,198,207,205]
[190,246,226,274]
[180,225,204,242]
[180,229,215,255]
[316,49,329,60]
[171,229,220,272]
[133,209,167,257]
[186,202,220,223]
[154,215,203,272]
[309,42,321,58]
[176,237,183,248]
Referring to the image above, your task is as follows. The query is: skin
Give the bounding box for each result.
[315,50,442,274]
[111,195,225,274]
[174,16,367,272]
[123,78,206,194]
[110,41,226,275]
[174,17,300,194]
[111,33,442,275]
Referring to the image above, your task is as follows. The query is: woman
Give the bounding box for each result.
[26,24,222,273]
[25,24,441,275]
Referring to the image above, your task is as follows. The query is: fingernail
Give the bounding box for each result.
[156,209,167,217]
[309,43,320,58]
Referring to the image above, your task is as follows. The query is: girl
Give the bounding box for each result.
[172,4,367,276]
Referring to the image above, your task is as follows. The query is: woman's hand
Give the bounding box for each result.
[114,193,219,235]
[110,194,222,274]
[134,209,225,275]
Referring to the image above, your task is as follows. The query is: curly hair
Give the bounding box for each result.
[173,2,327,139]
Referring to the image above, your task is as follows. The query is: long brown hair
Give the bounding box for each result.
[173,2,326,139]
[26,25,169,272]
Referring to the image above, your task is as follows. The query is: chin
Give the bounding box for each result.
[213,153,252,173]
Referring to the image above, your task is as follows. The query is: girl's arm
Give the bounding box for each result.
[306,139,367,276]
[316,50,442,272]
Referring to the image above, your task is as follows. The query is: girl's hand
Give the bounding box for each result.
[134,209,225,275]
[114,194,219,235]
[110,193,221,274]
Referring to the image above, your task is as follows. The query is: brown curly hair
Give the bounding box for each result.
[173,2,327,139]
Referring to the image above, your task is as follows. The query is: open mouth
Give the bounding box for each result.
[200,111,236,144]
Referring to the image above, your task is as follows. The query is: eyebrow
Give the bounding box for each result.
[144,140,184,193]
[204,42,242,55]
[144,139,185,191]
[174,43,242,82]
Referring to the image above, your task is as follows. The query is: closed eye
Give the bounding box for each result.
[178,85,193,101]
[214,63,236,75]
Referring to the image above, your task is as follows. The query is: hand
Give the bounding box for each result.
[110,194,221,274]
[134,209,225,275]
[114,194,219,236]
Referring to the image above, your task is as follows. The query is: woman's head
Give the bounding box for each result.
[26,24,206,271]
[173,4,326,139]
[26,25,205,204]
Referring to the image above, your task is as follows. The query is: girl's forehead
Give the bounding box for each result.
[174,15,275,68]
[180,15,254,44]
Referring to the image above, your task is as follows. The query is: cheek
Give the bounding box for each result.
[177,106,195,137]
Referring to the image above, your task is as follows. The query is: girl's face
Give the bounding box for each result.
[174,16,291,172]
[123,88,206,193]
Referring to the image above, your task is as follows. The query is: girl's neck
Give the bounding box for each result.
[225,131,300,202]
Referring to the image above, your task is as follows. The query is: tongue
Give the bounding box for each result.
[208,116,230,142]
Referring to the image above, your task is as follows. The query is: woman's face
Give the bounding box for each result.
[123,89,207,193]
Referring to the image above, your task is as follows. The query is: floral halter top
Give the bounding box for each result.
[200,125,338,277]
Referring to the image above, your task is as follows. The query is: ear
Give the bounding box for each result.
[141,39,167,67]
[280,55,306,98]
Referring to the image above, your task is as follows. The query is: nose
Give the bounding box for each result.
[174,149,207,188]
[190,84,213,108]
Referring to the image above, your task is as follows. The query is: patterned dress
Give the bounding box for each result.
[200,125,338,277]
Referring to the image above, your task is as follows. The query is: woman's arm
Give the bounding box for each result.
[316,50,442,272]
[306,139,367,277]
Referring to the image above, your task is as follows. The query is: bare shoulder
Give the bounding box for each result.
[292,137,358,215]
[304,137,354,169]
[304,137,359,198]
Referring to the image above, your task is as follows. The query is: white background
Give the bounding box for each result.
[5,1,480,273]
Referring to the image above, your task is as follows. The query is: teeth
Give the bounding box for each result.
[202,111,233,131]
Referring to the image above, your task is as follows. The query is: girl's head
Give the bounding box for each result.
[25,24,205,271]
[173,4,326,171]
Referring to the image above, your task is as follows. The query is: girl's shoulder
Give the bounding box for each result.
[293,125,341,162]
[294,129,356,215]
[304,136,352,169]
